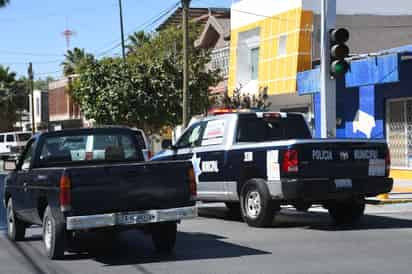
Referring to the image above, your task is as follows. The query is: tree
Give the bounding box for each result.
[34,76,54,91]
[71,25,221,133]
[62,47,95,76]
[127,24,221,116]
[71,56,182,134]
[0,0,9,7]
[218,86,272,110]
[126,31,151,54]
[0,66,28,132]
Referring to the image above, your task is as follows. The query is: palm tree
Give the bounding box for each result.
[0,0,10,7]
[61,47,95,76]
[126,31,151,54]
[0,65,27,132]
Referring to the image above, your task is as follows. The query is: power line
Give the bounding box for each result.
[0,50,63,57]
[1,60,63,66]
[95,1,180,57]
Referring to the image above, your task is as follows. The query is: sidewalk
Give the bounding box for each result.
[371,179,412,204]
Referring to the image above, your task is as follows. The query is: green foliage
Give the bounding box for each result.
[0,66,28,132]
[72,25,221,133]
[219,87,272,110]
[0,0,9,7]
[62,47,95,76]
[34,76,54,91]
[71,57,182,134]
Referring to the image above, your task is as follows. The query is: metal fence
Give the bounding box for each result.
[387,98,412,169]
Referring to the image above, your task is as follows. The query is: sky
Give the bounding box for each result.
[0,0,233,79]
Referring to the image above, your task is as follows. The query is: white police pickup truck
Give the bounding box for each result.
[152,110,393,227]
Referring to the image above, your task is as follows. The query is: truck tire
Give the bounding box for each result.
[151,222,177,254]
[328,198,365,225]
[6,199,26,241]
[43,206,66,259]
[240,179,276,227]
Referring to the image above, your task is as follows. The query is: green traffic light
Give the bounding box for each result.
[331,60,349,77]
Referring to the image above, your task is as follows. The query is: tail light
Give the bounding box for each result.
[188,167,197,200]
[282,149,299,173]
[60,174,72,212]
[385,150,391,176]
[148,150,153,160]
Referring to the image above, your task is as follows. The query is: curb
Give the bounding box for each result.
[366,198,412,205]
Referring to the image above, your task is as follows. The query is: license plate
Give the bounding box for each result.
[334,179,352,189]
[119,212,157,225]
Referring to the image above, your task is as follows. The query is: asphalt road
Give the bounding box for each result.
[1,202,412,274]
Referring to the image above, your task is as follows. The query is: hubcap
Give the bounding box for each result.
[245,190,261,218]
[44,218,52,250]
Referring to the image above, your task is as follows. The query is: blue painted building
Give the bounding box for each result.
[297,45,412,178]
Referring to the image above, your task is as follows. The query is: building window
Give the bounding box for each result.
[250,47,259,80]
[210,47,229,78]
[278,35,287,56]
[387,98,412,169]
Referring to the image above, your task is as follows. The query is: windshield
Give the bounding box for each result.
[236,114,312,143]
[38,132,143,166]
[17,133,32,142]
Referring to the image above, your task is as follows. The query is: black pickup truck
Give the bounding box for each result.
[153,110,393,227]
[3,127,197,259]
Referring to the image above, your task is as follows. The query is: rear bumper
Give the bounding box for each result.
[279,177,393,201]
[66,206,197,231]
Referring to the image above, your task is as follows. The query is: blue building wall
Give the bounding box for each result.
[298,51,412,139]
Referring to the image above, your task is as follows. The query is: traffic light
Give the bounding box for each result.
[330,28,350,77]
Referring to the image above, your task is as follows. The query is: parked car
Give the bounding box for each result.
[3,127,197,259]
[0,131,32,156]
[152,109,393,227]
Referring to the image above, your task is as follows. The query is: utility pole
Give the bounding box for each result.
[182,0,191,127]
[118,0,126,61]
[28,62,35,135]
[320,0,336,138]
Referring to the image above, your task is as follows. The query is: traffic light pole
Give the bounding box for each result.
[320,0,336,138]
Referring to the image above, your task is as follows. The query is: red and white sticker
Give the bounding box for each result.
[266,150,280,180]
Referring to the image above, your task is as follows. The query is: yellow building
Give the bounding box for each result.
[228,0,317,113]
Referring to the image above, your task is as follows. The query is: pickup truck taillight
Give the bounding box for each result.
[282,149,299,173]
[385,150,391,176]
[60,175,72,212]
[188,167,197,199]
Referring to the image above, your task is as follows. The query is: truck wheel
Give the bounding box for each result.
[240,179,275,227]
[328,198,365,225]
[6,199,26,241]
[151,222,177,254]
[43,206,65,259]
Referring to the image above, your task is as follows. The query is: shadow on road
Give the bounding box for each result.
[57,230,270,266]
[198,204,412,231]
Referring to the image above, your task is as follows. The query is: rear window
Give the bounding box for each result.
[38,133,144,166]
[236,114,312,143]
[17,133,32,142]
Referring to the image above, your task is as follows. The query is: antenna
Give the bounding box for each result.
[62,17,76,50]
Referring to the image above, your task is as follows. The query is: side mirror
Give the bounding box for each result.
[161,139,173,150]
[3,160,17,171]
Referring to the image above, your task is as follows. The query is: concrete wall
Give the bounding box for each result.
[312,15,412,60]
